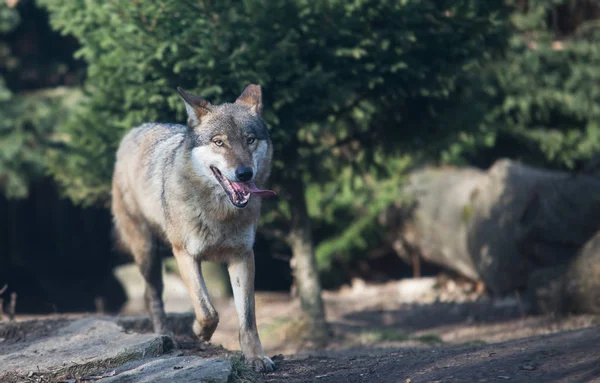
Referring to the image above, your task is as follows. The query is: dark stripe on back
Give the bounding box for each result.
[140,124,187,182]
[161,135,186,225]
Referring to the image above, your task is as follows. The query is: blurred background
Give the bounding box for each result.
[1,0,599,350]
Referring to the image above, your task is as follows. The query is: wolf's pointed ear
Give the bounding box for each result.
[235,84,262,116]
[177,87,212,126]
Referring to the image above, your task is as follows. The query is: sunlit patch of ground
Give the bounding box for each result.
[207,276,599,356]
[5,275,599,383]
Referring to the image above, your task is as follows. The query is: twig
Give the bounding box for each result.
[475,280,486,296]
[149,3,166,32]
[9,292,16,321]
[411,253,421,278]
[0,284,7,296]
[514,290,525,320]
[95,297,105,315]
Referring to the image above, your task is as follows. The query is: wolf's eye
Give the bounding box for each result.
[213,139,224,147]
[247,137,256,145]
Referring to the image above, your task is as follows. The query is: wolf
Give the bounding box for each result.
[111,84,276,372]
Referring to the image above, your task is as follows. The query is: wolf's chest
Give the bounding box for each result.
[181,218,256,260]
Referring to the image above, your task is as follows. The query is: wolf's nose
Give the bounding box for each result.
[235,167,253,182]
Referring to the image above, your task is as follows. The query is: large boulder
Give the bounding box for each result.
[466,159,567,293]
[98,356,232,383]
[402,167,487,281]
[0,317,232,382]
[390,158,600,313]
[528,231,600,314]
[0,318,173,380]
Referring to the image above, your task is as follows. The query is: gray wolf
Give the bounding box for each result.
[111,84,276,372]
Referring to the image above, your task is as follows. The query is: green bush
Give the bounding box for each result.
[37,1,508,281]
[443,0,600,170]
[38,0,507,205]
[0,0,82,199]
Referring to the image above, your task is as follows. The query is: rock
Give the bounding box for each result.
[0,317,174,381]
[116,312,196,336]
[397,160,564,293]
[97,355,232,383]
[395,277,437,303]
[527,231,600,314]
[404,166,487,281]
[562,233,600,313]
[466,159,566,294]
[520,363,536,371]
[388,158,600,315]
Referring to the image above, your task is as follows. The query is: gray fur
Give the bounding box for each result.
[111,85,275,372]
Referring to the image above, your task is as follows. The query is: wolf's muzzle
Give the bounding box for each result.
[235,167,253,182]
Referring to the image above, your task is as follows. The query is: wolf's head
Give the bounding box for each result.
[177,85,275,209]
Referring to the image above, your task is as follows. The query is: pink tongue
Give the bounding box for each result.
[246,182,276,197]
[232,181,276,197]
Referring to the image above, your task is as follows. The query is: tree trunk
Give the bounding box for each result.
[287,178,328,345]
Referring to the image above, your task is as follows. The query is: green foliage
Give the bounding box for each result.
[5,0,596,279]
[37,0,508,276]
[0,2,19,33]
[442,0,600,170]
[0,85,76,198]
[39,0,507,207]
[311,155,413,270]
[0,1,82,199]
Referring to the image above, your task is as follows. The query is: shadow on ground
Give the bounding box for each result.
[265,326,600,383]
[340,300,523,332]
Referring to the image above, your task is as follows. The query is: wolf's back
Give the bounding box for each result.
[111,123,187,246]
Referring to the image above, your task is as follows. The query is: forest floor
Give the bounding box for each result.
[4,275,600,382]
[204,275,600,382]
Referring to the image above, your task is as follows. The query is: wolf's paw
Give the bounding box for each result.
[157,331,180,351]
[192,317,218,342]
[245,355,276,372]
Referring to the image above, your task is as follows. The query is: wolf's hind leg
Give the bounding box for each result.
[112,182,168,336]
[138,235,169,335]
[117,218,168,334]
[172,247,219,342]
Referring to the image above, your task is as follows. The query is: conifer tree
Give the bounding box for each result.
[40,0,507,341]
[444,0,600,171]
[0,0,80,198]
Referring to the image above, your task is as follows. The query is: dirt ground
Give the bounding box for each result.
[5,276,600,383]
[201,276,600,382]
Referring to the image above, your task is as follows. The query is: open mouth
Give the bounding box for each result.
[210,166,276,208]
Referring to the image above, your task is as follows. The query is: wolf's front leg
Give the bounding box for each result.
[173,246,219,342]
[228,251,275,372]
